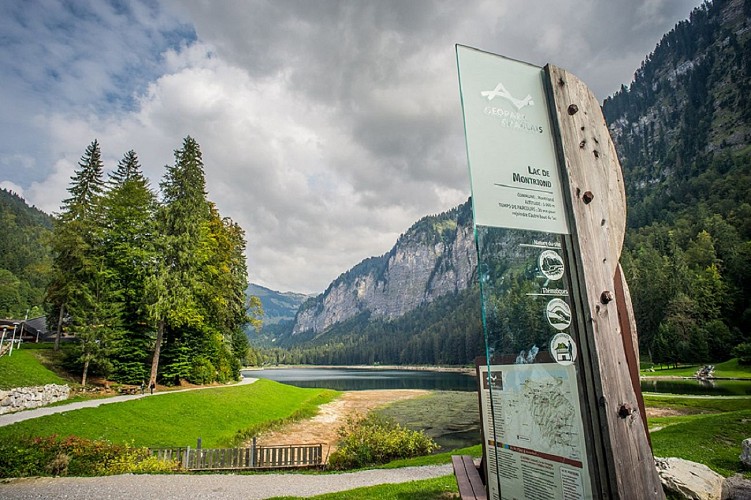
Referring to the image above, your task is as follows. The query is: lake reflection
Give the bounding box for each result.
[241,367,477,391]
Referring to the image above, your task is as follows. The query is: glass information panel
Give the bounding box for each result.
[457,45,593,499]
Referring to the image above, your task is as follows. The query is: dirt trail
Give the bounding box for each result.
[254,389,430,457]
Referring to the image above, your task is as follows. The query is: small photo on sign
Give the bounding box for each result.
[482,370,503,390]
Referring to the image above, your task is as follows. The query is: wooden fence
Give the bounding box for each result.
[152,441,325,471]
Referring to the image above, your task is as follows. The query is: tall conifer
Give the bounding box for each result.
[47,140,106,351]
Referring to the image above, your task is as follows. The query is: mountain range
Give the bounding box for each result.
[254,0,751,367]
[1,0,748,367]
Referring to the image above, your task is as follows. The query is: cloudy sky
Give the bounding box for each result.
[0,0,701,294]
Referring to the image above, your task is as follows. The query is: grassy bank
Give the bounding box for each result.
[0,349,68,389]
[646,395,751,477]
[0,379,338,448]
[651,409,751,476]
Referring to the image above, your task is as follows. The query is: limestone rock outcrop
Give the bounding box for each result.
[292,201,476,335]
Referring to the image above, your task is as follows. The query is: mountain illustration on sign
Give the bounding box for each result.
[546,298,571,330]
[539,250,564,281]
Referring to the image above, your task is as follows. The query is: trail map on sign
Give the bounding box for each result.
[480,363,591,499]
[502,367,582,460]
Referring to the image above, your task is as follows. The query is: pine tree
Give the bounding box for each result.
[68,261,121,385]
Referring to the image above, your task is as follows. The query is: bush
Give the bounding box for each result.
[0,435,181,477]
[189,357,216,385]
[328,414,438,470]
[731,343,751,365]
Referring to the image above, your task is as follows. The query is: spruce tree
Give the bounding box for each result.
[47,140,106,351]
[146,136,211,385]
[101,150,157,383]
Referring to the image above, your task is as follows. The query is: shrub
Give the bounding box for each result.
[0,435,181,477]
[731,343,751,365]
[190,357,216,385]
[328,414,438,470]
[99,445,181,475]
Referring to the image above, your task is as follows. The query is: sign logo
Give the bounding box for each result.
[546,298,571,331]
[481,83,535,110]
[550,333,577,366]
[539,250,565,281]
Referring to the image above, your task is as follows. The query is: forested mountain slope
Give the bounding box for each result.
[261,201,483,366]
[262,0,751,366]
[604,0,751,364]
[0,189,53,318]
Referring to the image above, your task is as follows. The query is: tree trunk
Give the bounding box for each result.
[54,303,65,351]
[149,319,165,386]
[81,358,90,386]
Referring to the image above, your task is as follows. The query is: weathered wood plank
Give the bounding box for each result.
[544,64,663,499]
[452,455,487,500]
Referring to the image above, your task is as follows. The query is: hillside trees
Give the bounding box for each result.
[0,190,53,318]
[601,0,751,365]
[47,137,255,385]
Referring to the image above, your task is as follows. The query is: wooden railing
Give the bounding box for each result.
[152,442,325,471]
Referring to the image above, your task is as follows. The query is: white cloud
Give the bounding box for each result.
[0,0,704,294]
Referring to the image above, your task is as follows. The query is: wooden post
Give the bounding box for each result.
[251,437,257,467]
[543,64,663,499]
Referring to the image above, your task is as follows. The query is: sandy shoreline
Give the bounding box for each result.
[252,389,431,457]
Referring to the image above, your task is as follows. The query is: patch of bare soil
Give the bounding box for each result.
[645,407,690,418]
[254,389,430,458]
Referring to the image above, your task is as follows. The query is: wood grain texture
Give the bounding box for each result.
[545,64,664,499]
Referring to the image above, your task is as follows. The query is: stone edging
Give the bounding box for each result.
[0,384,70,415]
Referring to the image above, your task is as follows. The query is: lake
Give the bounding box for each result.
[241,367,477,391]
[640,378,751,396]
[242,367,751,395]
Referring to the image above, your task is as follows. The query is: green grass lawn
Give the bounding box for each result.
[644,394,751,413]
[268,474,459,500]
[0,349,67,389]
[643,394,751,477]
[650,409,751,477]
[641,358,751,379]
[0,379,338,448]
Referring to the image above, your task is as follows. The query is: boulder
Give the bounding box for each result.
[740,439,751,470]
[655,457,724,500]
[722,474,751,500]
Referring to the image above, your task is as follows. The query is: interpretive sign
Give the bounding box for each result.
[456,46,568,234]
[456,44,663,499]
[457,44,591,500]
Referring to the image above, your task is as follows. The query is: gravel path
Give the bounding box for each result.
[0,465,454,499]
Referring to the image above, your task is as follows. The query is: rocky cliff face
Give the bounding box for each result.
[602,0,751,229]
[292,200,476,335]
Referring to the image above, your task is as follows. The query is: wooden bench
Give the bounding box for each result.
[452,455,487,500]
